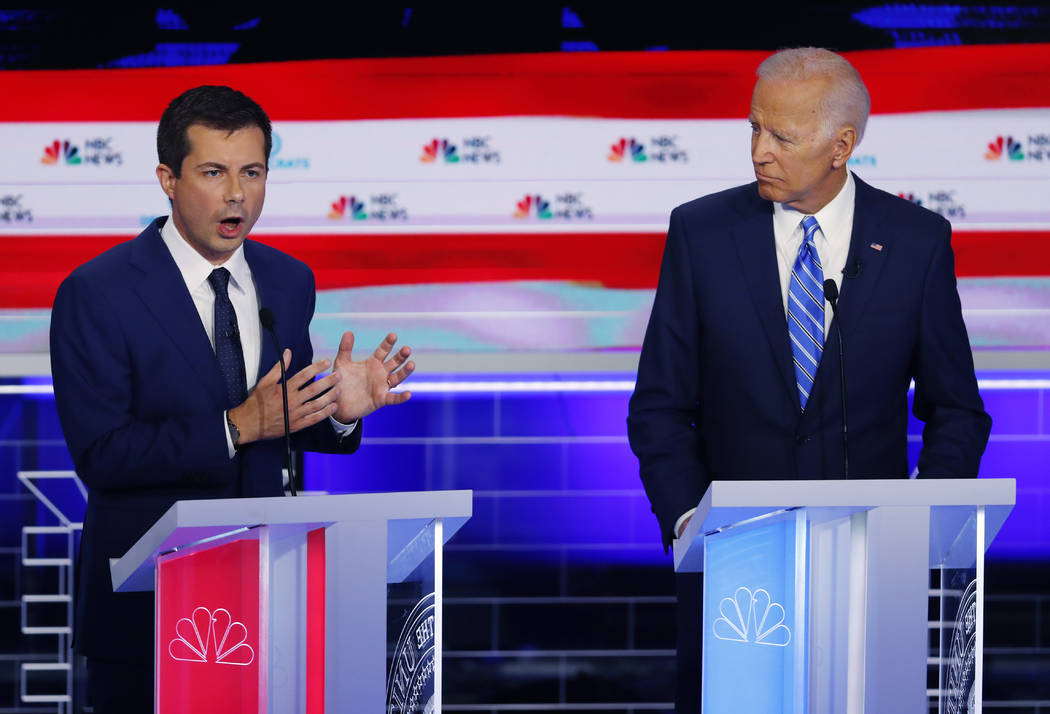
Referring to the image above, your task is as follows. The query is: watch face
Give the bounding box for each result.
[227,416,240,446]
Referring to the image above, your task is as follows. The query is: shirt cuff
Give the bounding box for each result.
[223,410,236,459]
[329,415,358,440]
[674,508,697,540]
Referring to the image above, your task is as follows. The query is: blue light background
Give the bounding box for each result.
[300,371,1050,564]
[0,371,1045,565]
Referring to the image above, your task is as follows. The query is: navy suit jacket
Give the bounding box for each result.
[50,217,361,659]
[627,176,991,547]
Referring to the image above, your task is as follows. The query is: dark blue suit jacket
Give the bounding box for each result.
[627,176,991,547]
[50,217,361,659]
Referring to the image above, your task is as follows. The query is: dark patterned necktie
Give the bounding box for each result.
[207,267,248,408]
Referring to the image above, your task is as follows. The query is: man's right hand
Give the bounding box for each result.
[227,350,341,446]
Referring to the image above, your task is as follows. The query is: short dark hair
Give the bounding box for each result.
[157,85,272,177]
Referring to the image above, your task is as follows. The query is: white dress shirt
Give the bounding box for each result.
[161,216,261,387]
[160,216,354,459]
[674,174,857,538]
[772,171,855,335]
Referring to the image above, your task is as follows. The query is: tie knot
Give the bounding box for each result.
[208,267,231,296]
[801,216,820,245]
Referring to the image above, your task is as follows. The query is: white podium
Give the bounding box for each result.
[111,490,472,714]
[674,479,1015,714]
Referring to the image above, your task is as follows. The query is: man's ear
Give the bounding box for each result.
[156,164,177,199]
[831,125,858,169]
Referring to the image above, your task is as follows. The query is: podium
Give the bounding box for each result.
[110,490,472,714]
[673,479,1015,714]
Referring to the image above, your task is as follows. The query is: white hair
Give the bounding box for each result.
[757,47,871,145]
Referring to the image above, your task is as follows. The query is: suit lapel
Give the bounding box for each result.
[802,176,891,422]
[732,192,800,410]
[837,176,891,334]
[129,220,226,401]
[245,241,279,383]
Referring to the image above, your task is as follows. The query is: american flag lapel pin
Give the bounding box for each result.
[870,242,883,252]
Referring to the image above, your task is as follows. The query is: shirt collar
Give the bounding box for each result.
[160,215,251,295]
[772,171,855,245]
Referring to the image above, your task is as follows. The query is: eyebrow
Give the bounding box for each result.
[194,161,267,171]
[749,120,797,142]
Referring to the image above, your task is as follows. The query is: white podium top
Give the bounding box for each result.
[673,478,1015,572]
[111,490,473,592]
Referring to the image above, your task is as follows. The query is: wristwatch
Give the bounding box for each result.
[226,412,241,449]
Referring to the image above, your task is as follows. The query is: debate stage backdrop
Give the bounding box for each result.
[0,45,1048,365]
[1,45,1049,711]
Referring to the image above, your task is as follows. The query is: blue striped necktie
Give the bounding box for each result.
[788,216,825,411]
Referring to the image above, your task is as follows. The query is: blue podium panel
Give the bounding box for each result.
[701,511,807,714]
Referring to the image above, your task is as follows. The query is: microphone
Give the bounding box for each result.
[259,308,297,497]
[843,259,863,279]
[823,279,849,478]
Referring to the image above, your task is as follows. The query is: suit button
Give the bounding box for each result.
[795,434,810,445]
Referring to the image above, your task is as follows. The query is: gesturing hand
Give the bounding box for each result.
[228,350,341,445]
[331,332,414,423]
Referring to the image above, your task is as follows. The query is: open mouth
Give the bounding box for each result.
[218,217,243,237]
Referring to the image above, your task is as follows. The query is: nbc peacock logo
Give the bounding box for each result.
[513,194,552,219]
[985,135,1024,161]
[608,137,647,163]
[41,140,82,165]
[328,195,367,220]
[712,586,791,647]
[420,138,459,163]
[168,606,255,666]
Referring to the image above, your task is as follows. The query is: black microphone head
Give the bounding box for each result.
[823,279,839,302]
[259,307,276,330]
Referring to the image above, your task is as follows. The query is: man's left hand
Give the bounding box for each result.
[331,331,414,423]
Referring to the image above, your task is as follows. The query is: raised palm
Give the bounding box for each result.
[331,331,414,423]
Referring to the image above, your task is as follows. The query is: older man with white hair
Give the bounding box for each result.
[627,48,990,712]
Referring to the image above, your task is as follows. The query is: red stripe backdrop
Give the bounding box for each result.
[1,46,1048,308]
[1,45,1048,120]
[3,229,1045,308]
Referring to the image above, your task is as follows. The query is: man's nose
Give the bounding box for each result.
[225,175,245,203]
[752,132,774,163]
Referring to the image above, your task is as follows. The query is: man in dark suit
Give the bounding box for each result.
[50,85,415,712]
[626,48,990,713]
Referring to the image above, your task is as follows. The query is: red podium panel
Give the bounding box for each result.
[112,491,473,712]
[156,533,264,714]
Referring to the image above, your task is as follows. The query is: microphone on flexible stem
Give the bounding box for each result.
[823,279,849,479]
[259,308,297,497]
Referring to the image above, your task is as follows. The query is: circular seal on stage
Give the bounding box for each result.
[944,578,977,714]
[387,592,436,714]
